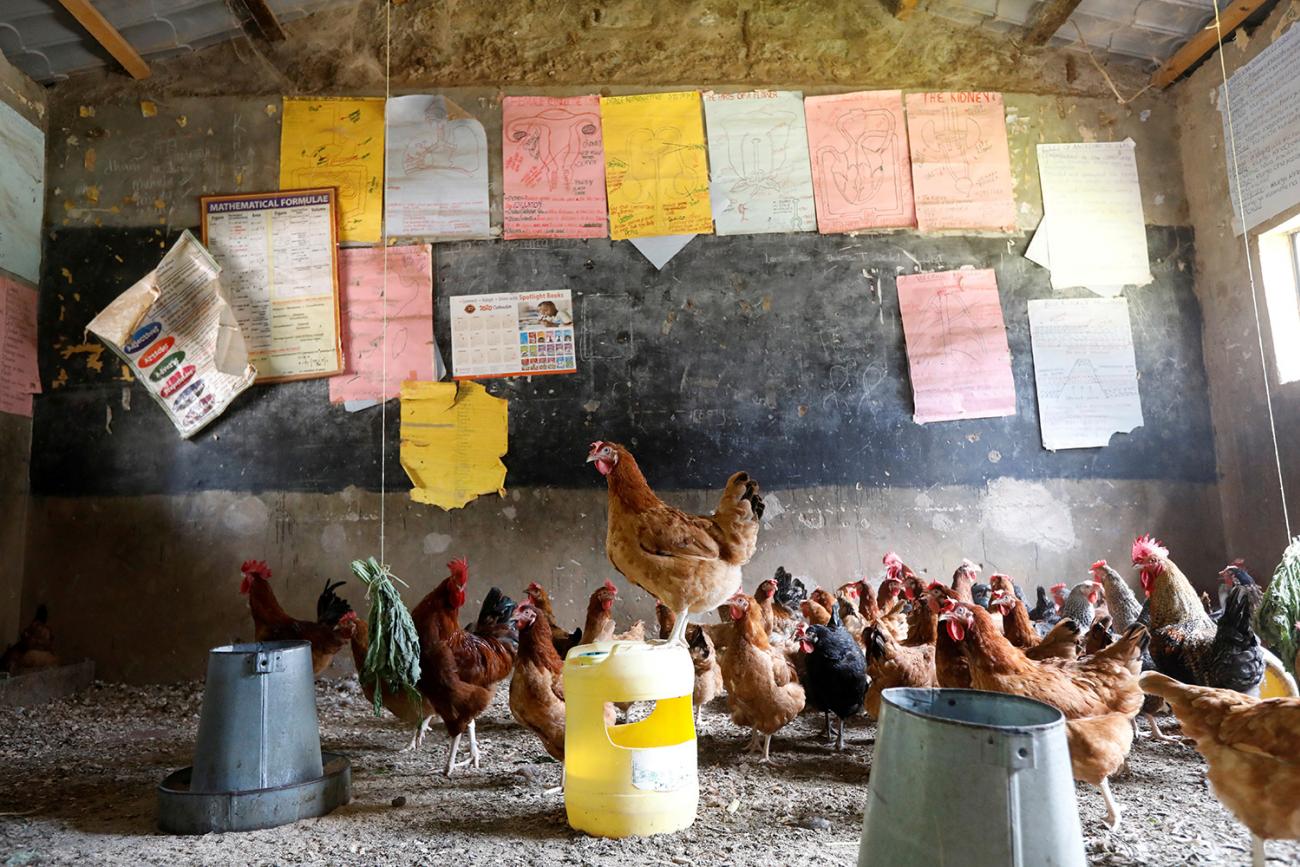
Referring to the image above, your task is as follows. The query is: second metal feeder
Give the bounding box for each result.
[158,640,350,834]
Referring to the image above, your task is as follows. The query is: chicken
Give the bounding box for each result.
[1140,671,1300,866]
[348,617,435,750]
[589,441,763,645]
[657,604,724,728]
[1133,535,1285,695]
[801,588,834,626]
[1027,586,1058,623]
[1,604,59,675]
[239,560,358,676]
[525,582,582,657]
[863,623,936,720]
[508,604,568,761]
[719,594,805,761]
[1093,560,1142,633]
[772,566,808,620]
[415,558,519,775]
[989,587,1077,662]
[1058,579,1103,629]
[579,580,645,644]
[925,584,972,688]
[939,600,1146,829]
[795,612,867,751]
[1084,616,1115,656]
[951,559,979,604]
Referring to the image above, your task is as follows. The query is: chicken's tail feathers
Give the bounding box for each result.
[1261,647,1300,697]
[316,579,353,626]
[1216,584,1261,651]
[475,586,517,631]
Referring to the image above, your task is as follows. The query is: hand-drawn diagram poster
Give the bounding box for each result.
[905,92,1017,232]
[702,90,816,235]
[0,99,44,284]
[279,97,384,243]
[0,274,40,417]
[450,290,576,380]
[600,91,713,240]
[330,244,435,404]
[502,95,607,239]
[201,189,343,382]
[805,91,915,234]
[386,95,492,240]
[1028,298,1143,450]
[897,268,1016,424]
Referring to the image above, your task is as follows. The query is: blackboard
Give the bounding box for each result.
[31,226,1215,496]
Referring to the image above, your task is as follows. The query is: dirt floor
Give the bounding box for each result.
[1,678,1297,866]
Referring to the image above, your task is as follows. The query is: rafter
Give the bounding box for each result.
[1023,0,1085,46]
[233,0,287,42]
[1151,0,1273,89]
[56,0,150,80]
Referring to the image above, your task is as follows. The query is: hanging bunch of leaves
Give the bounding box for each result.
[1258,537,1300,676]
[351,557,423,717]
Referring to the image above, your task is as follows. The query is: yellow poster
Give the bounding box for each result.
[400,380,507,510]
[279,97,385,243]
[600,91,713,240]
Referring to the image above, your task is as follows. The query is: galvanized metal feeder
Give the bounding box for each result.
[157,640,351,834]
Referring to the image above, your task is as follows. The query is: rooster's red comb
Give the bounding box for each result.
[1131,535,1169,564]
[240,560,271,580]
[1050,582,1068,592]
[882,552,902,567]
[603,579,617,593]
[338,611,358,625]
[1090,560,1108,572]
[447,558,469,582]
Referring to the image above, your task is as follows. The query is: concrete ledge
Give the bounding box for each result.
[0,660,95,707]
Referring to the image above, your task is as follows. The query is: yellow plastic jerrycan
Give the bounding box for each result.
[563,639,698,838]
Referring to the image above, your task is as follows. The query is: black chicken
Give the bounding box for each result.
[797,608,867,751]
[772,566,808,619]
[316,580,353,626]
[1027,586,1056,622]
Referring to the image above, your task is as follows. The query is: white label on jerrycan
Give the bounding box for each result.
[630,741,697,792]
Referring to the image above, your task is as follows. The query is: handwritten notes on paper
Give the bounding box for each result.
[905,92,1016,232]
[897,268,1016,424]
[1218,23,1300,234]
[86,231,255,438]
[0,275,39,417]
[0,100,44,284]
[703,91,816,235]
[1036,141,1152,293]
[400,380,507,510]
[279,98,384,243]
[451,290,576,379]
[502,95,607,239]
[386,95,492,240]
[330,244,434,404]
[201,190,343,382]
[1028,298,1143,451]
[601,92,713,240]
[805,91,915,233]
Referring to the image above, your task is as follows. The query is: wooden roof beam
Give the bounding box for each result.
[57,0,150,80]
[1151,0,1273,89]
[233,0,287,42]
[1023,0,1085,46]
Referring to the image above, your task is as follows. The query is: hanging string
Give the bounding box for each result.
[379,0,392,565]
[1211,0,1293,539]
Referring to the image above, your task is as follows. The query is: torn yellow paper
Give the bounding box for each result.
[600,91,712,240]
[400,380,507,510]
[279,97,385,243]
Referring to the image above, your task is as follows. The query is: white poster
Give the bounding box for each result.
[385,95,491,240]
[1028,297,1143,451]
[703,91,816,235]
[1218,23,1300,235]
[0,100,44,284]
[1036,140,1152,293]
[450,290,576,380]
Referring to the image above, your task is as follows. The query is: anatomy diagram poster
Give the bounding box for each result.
[805,91,915,234]
[703,90,816,235]
[450,290,576,380]
[905,92,1016,232]
[897,268,1016,424]
[386,95,492,240]
[502,95,607,239]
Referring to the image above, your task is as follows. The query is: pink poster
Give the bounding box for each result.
[805,91,915,233]
[0,275,40,418]
[897,268,1016,424]
[329,245,435,404]
[502,95,608,239]
[905,92,1017,232]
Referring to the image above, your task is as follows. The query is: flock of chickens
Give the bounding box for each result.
[233,440,1300,863]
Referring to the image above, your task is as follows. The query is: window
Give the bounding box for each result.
[1258,213,1300,384]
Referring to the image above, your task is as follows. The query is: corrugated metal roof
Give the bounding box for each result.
[926,0,1220,67]
[0,0,353,84]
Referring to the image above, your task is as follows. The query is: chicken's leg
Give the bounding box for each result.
[666,610,690,645]
[402,714,433,752]
[444,733,468,776]
[835,717,845,752]
[1099,777,1123,830]
[1144,713,1177,743]
[694,703,703,732]
[743,729,764,753]
[543,768,566,797]
[760,734,773,763]
[467,719,482,768]
[1252,834,1265,867]
[822,711,832,741]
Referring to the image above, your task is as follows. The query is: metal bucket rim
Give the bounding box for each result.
[881,687,1065,732]
[208,640,312,655]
